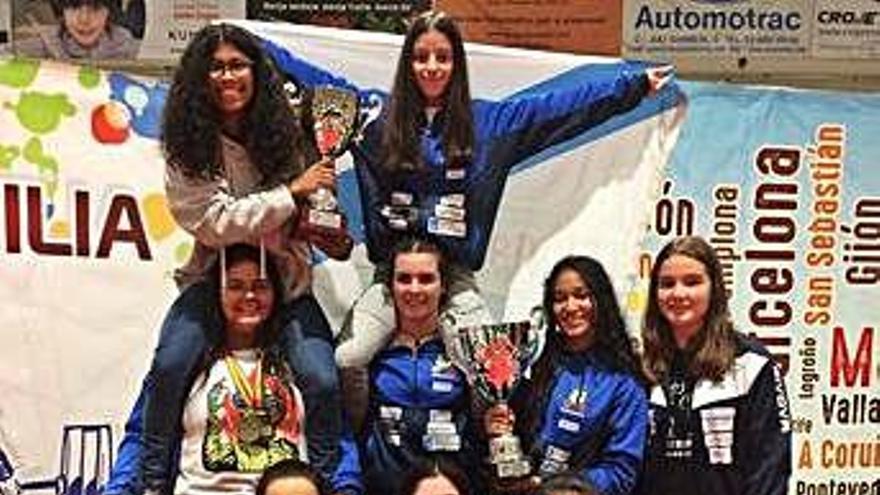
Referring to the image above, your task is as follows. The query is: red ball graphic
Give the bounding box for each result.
[91,101,131,144]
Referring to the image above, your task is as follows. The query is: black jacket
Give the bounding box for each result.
[639,334,792,495]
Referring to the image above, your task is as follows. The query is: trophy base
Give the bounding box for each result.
[296,207,346,237]
[307,209,343,230]
[495,459,532,479]
[489,434,532,479]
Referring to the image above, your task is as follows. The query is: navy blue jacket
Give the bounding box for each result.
[264,39,649,271]
[639,334,792,495]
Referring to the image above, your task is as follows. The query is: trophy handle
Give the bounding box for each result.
[355,93,383,143]
[525,307,547,367]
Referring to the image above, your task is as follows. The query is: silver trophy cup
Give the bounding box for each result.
[447,319,542,479]
[304,85,360,231]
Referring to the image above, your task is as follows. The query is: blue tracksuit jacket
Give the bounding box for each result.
[516,351,648,495]
[264,39,649,271]
[362,338,482,495]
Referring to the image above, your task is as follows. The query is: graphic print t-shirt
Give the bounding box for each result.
[175,349,306,495]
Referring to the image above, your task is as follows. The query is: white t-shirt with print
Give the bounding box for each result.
[174,349,306,495]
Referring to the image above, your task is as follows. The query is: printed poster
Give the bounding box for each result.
[246,0,430,34]
[437,0,622,55]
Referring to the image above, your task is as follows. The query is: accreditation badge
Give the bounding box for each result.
[556,418,580,433]
[439,194,465,208]
[701,407,735,465]
[427,217,466,238]
[390,191,414,206]
[379,405,404,446]
[423,409,461,452]
[538,445,571,475]
[434,204,465,222]
[446,168,465,180]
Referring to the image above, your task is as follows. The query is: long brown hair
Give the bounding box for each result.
[642,236,735,384]
[381,10,474,174]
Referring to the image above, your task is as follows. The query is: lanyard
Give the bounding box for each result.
[224,352,263,408]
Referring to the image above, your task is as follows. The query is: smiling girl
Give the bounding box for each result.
[358,238,483,495]
[638,236,791,495]
[485,256,647,495]
[264,10,671,371]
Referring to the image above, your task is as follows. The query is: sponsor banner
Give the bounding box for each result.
[436,0,622,55]
[623,0,811,59]
[630,82,880,488]
[246,0,430,34]
[812,0,880,59]
[138,0,246,59]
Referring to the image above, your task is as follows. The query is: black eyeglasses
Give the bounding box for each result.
[224,278,272,296]
[208,59,253,78]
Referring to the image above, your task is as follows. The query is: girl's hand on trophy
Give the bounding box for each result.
[484,404,515,436]
[309,224,354,261]
[289,158,336,199]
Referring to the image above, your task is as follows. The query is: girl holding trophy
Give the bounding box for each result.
[485,256,648,495]
[106,23,355,495]
[264,11,671,369]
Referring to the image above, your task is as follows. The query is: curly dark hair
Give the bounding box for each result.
[521,256,645,435]
[161,23,314,184]
[381,10,474,174]
[642,236,735,384]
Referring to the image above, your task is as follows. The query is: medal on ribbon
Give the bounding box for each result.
[225,352,272,444]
